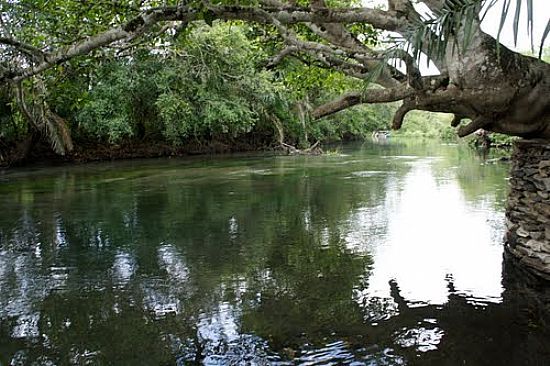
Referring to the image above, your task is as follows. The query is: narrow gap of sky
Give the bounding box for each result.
[362,0,550,75]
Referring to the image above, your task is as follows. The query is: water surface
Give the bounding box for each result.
[1,140,549,365]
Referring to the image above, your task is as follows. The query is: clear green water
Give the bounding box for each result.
[0,140,548,365]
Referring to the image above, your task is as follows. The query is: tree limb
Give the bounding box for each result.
[312,86,414,119]
[450,114,464,127]
[457,116,491,137]
[418,0,444,12]
[392,98,415,129]
[1,3,406,83]
[305,0,406,87]
[263,10,375,80]
[0,36,46,60]
[266,46,299,68]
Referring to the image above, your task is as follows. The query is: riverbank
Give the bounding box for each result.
[1,133,514,170]
[0,134,363,169]
[0,138,279,169]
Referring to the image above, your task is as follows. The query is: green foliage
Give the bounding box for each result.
[276,56,396,143]
[72,24,292,145]
[0,5,470,152]
[394,110,457,141]
[154,93,194,143]
[313,103,397,142]
[488,133,517,146]
[1,0,140,49]
[0,89,27,141]
[467,131,517,148]
[59,22,397,148]
[75,60,138,143]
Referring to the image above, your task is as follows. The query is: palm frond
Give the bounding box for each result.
[31,97,73,155]
[540,19,550,59]
[512,0,521,46]
[394,0,548,66]
[493,0,545,55]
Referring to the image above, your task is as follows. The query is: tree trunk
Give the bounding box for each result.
[384,23,550,140]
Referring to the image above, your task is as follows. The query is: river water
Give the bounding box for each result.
[0,140,549,365]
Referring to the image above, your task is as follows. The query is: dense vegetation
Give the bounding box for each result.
[2,0,547,165]
[0,20,409,164]
[0,0,463,165]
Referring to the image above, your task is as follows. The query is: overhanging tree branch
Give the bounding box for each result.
[0,36,46,60]
[1,0,548,143]
[1,3,405,83]
[312,86,415,119]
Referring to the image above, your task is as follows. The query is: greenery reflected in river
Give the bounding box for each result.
[1,140,549,365]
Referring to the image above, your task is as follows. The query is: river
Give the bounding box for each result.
[1,140,549,365]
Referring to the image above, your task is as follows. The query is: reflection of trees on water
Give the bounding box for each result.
[0,150,543,365]
[0,157,395,364]
[380,272,550,365]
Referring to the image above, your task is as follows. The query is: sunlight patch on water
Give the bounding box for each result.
[350,171,386,178]
[11,313,40,339]
[351,158,504,306]
[158,244,189,283]
[198,302,240,344]
[112,251,137,287]
[142,283,181,318]
[394,326,444,353]
[297,340,355,365]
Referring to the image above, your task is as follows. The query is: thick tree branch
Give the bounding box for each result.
[260,2,406,87]
[305,27,404,87]
[298,51,370,79]
[2,3,405,83]
[203,5,402,30]
[0,36,46,60]
[266,46,299,68]
[312,86,414,119]
[387,48,422,89]
[392,99,414,129]
[450,114,464,127]
[264,11,377,80]
[309,0,376,53]
[306,0,407,87]
[12,28,131,82]
[457,116,491,137]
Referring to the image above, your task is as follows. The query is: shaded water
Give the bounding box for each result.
[0,140,549,365]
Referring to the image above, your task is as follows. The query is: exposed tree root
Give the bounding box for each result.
[280,140,323,155]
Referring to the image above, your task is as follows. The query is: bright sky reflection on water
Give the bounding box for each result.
[355,157,505,305]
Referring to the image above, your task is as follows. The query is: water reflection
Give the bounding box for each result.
[0,140,547,365]
[361,157,504,304]
[111,251,136,287]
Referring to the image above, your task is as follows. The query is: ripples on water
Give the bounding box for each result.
[1,140,549,365]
